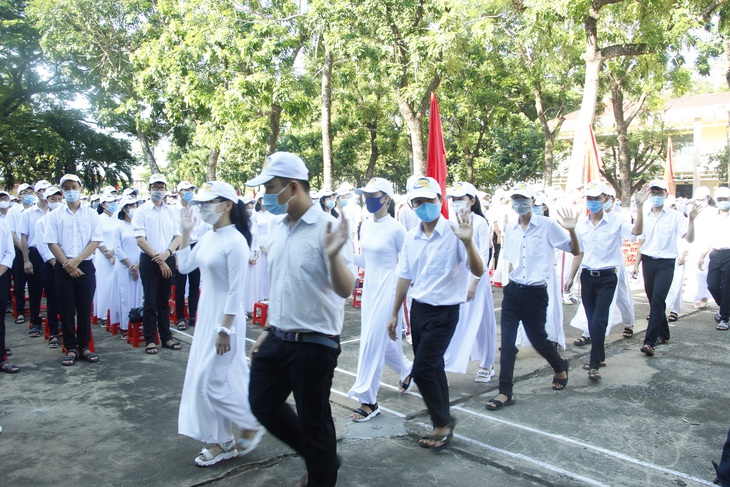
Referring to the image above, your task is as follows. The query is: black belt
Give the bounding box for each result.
[582,268,616,277]
[509,281,547,290]
[269,328,340,349]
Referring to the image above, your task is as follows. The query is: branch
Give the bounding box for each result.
[601,43,654,60]
[417,73,442,117]
[701,0,727,22]
[624,92,649,127]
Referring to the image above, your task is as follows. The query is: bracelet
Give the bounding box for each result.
[474,275,482,281]
[215,325,236,336]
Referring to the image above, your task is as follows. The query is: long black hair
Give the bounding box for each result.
[118,203,134,220]
[229,199,252,247]
[320,195,339,218]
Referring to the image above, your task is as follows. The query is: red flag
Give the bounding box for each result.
[426,92,449,218]
[664,137,675,196]
[584,125,603,186]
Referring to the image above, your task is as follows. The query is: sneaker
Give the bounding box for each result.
[475,367,495,383]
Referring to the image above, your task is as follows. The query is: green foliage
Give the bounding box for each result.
[705,145,730,183]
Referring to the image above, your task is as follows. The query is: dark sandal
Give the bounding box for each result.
[582,362,606,370]
[668,312,678,322]
[15,316,25,324]
[485,397,515,411]
[120,330,128,339]
[162,340,182,350]
[80,348,99,363]
[176,320,188,331]
[48,336,60,349]
[145,344,159,355]
[552,359,569,390]
[62,350,78,366]
[588,369,601,380]
[640,344,655,356]
[622,327,634,338]
[29,327,42,338]
[418,419,456,451]
[0,360,19,373]
[5,347,12,356]
[399,375,414,394]
[573,336,591,346]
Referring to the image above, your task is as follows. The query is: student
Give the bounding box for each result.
[132,174,182,355]
[247,152,354,487]
[700,186,730,331]
[44,174,102,365]
[564,182,645,380]
[486,182,579,410]
[177,181,264,467]
[254,196,272,301]
[0,215,17,372]
[242,197,259,318]
[173,181,200,330]
[386,176,484,450]
[9,183,35,324]
[92,192,120,325]
[632,180,697,355]
[348,177,412,421]
[113,196,143,337]
[35,187,65,348]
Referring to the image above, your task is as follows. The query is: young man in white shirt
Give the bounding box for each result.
[173,181,200,330]
[9,183,35,324]
[486,182,580,411]
[35,187,64,348]
[44,174,102,365]
[248,152,354,487]
[701,186,730,331]
[0,215,17,373]
[564,182,646,380]
[132,174,182,355]
[386,176,484,451]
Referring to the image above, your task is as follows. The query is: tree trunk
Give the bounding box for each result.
[136,128,160,174]
[364,121,379,182]
[465,152,475,184]
[321,42,334,191]
[403,109,426,176]
[206,147,220,181]
[534,85,564,188]
[266,103,282,156]
[568,14,603,189]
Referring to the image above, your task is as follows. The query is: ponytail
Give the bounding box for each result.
[230,199,252,247]
[470,195,486,220]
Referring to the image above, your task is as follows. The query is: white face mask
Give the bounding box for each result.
[451,200,468,212]
[126,208,136,218]
[246,209,254,217]
[0,201,9,209]
[48,201,62,210]
[199,202,224,225]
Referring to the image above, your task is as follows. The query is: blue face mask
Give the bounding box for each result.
[182,190,194,202]
[150,190,165,202]
[650,196,665,207]
[325,200,335,209]
[106,202,118,213]
[64,190,81,203]
[365,196,385,214]
[531,205,543,216]
[586,200,603,213]
[414,202,442,222]
[22,195,37,206]
[719,201,730,212]
[263,183,291,216]
[603,200,613,211]
[511,199,532,216]
[340,198,349,207]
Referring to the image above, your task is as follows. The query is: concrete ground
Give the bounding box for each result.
[1,285,728,487]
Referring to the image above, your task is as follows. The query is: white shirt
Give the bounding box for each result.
[6,203,27,240]
[0,219,15,268]
[639,206,688,259]
[502,214,572,286]
[18,204,48,249]
[43,204,102,260]
[397,215,469,306]
[398,205,420,231]
[710,211,730,250]
[131,200,180,253]
[576,211,635,270]
[35,212,55,263]
[267,204,355,336]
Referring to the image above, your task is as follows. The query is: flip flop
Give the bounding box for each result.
[162,340,182,350]
[145,344,159,355]
[0,360,20,373]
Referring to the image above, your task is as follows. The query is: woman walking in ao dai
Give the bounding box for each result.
[348,178,412,421]
[177,181,264,466]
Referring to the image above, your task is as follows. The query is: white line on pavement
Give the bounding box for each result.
[334,366,423,399]
[452,405,715,486]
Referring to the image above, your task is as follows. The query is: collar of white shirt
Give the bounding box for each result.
[415,215,449,239]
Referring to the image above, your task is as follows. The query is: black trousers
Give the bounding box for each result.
[55,260,96,352]
[27,247,44,329]
[409,299,459,428]
[718,428,730,487]
[41,261,60,336]
[641,256,675,345]
[707,249,730,321]
[499,282,566,397]
[580,270,618,369]
[250,334,340,487]
[0,271,11,360]
[12,245,26,316]
[174,242,199,324]
[139,253,174,345]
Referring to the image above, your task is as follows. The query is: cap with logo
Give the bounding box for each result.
[45,186,62,198]
[510,182,535,199]
[191,181,239,204]
[148,174,168,186]
[447,182,477,199]
[246,151,309,187]
[648,179,668,191]
[407,176,442,201]
[177,181,197,192]
[355,178,394,198]
[59,174,82,187]
[34,180,52,192]
[585,181,606,197]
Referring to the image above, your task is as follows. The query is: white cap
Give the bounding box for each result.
[355,178,394,198]
[148,174,167,186]
[604,185,616,198]
[45,186,62,198]
[17,183,31,194]
[191,181,239,204]
[122,188,139,197]
[510,182,534,199]
[407,176,441,201]
[102,185,117,194]
[336,182,355,195]
[34,180,52,192]
[447,182,477,199]
[241,194,257,205]
[100,193,118,204]
[648,179,668,191]
[59,174,82,187]
[310,190,319,199]
[119,195,140,208]
[693,186,710,200]
[715,187,730,199]
[534,193,547,206]
[0,191,10,197]
[177,181,196,192]
[318,188,336,198]
[246,151,309,186]
[90,194,100,202]
[585,181,606,197]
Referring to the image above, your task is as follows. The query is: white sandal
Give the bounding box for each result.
[475,367,495,383]
[194,440,238,467]
[236,428,265,456]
